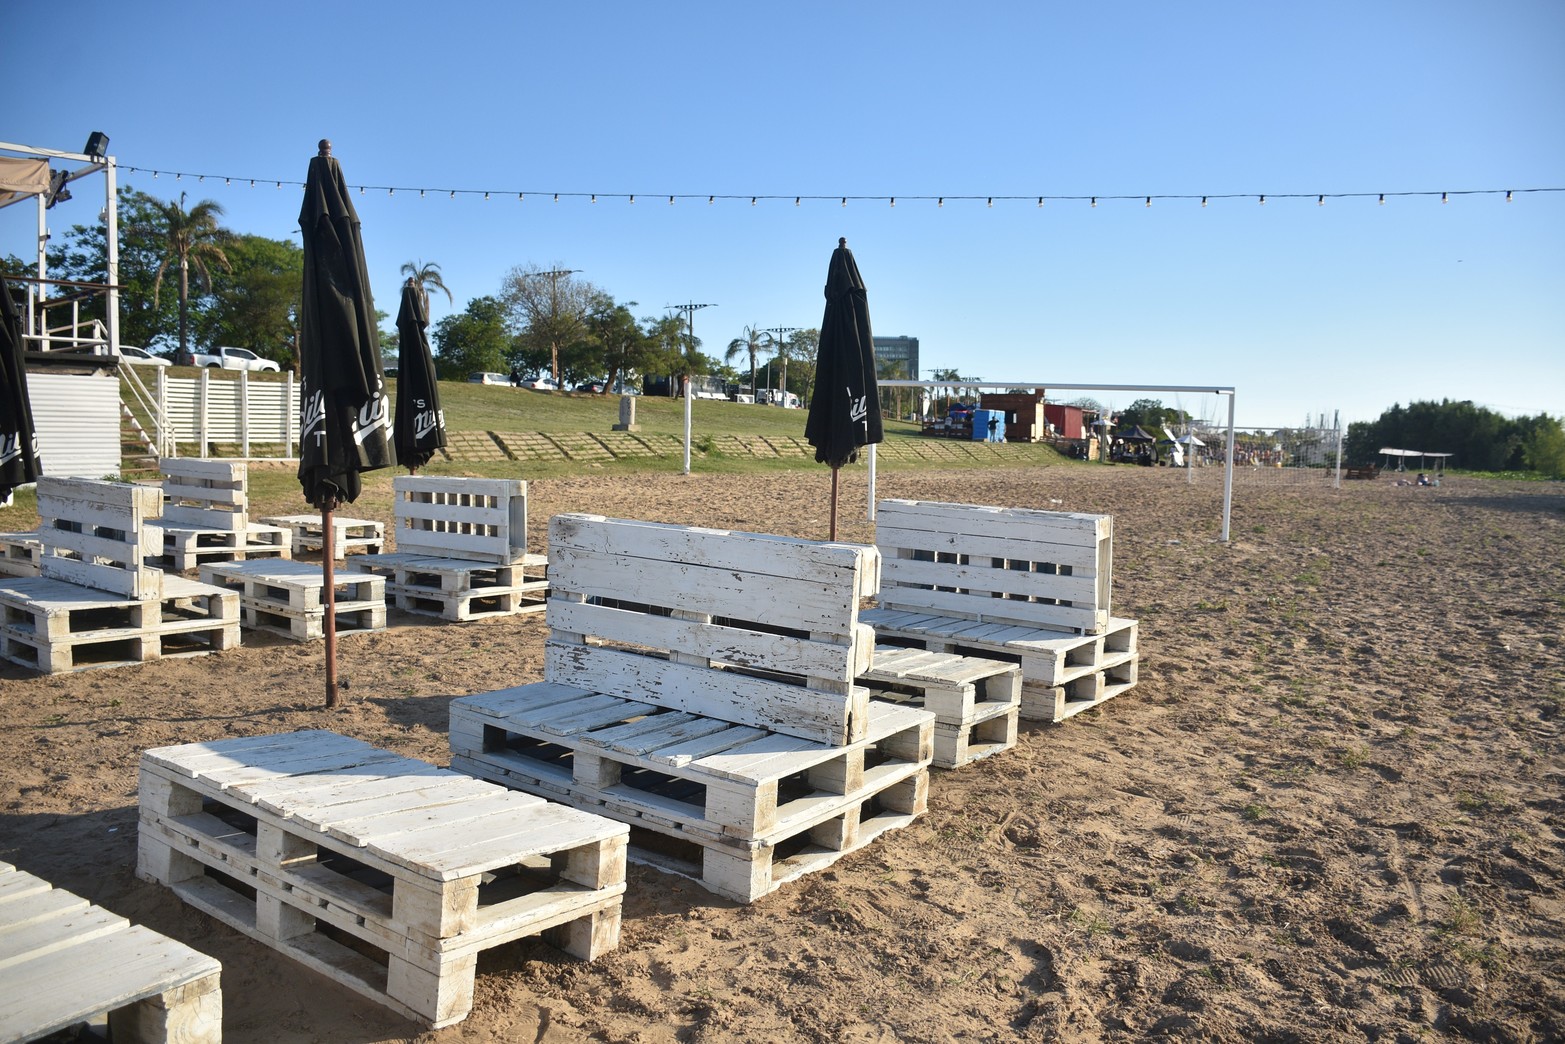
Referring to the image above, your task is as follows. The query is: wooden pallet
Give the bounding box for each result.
[137,730,627,1029]
[874,498,1114,636]
[0,860,222,1044]
[449,685,933,903]
[260,514,386,559]
[155,522,291,572]
[858,647,1022,768]
[0,574,241,674]
[356,552,548,621]
[389,476,531,564]
[1023,656,1141,721]
[0,531,41,578]
[198,560,386,641]
[36,477,166,600]
[866,611,1140,722]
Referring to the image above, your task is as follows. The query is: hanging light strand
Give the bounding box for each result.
[109,168,1561,208]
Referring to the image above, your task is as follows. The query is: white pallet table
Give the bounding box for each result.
[356,552,548,621]
[0,574,241,675]
[198,560,386,642]
[155,523,291,572]
[0,531,41,578]
[36,477,166,600]
[390,476,531,564]
[137,730,627,1029]
[544,513,881,746]
[863,611,1140,723]
[260,514,386,559]
[875,498,1113,636]
[450,685,933,903]
[0,860,222,1044]
[858,646,1022,768]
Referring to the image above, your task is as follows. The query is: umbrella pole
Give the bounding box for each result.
[322,502,339,708]
[829,467,839,541]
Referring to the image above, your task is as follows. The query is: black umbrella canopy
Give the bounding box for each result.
[393,277,446,471]
[296,140,394,509]
[1121,425,1156,442]
[0,280,42,503]
[805,238,883,469]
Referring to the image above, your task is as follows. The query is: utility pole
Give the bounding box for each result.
[538,268,581,385]
[667,302,715,474]
[760,326,800,406]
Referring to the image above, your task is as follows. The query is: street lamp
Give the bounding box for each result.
[760,326,800,406]
[667,302,715,474]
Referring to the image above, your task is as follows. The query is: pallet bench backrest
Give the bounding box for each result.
[37,477,165,599]
[159,458,248,530]
[875,499,1112,635]
[544,513,880,746]
[392,476,528,563]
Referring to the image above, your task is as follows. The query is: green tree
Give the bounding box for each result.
[724,325,768,400]
[431,296,511,379]
[1520,415,1565,478]
[151,192,231,363]
[499,265,592,384]
[790,328,820,405]
[400,259,452,313]
[584,293,649,392]
[640,313,698,394]
[194,234,302,368]
[47,188,178,350]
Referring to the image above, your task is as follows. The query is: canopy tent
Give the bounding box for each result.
[1379,447,1454,472]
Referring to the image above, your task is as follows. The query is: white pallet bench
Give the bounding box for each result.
[355,552,548,622]
[450,685,932,904]
[0,531,41,578]
[0,860,222,1044]
[260,514,386,560]
[857,646,1022,768]
[867,611,1140,722]
[447,514,933,903]
[0,574,241,675]
[151,459,291,572]
[137,730,627,1029]
[873,498,1114,636]
[198,560,386,641]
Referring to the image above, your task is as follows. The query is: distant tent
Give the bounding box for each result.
[1379,447,1454,472]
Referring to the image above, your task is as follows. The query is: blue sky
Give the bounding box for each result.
[4,0,1561,427]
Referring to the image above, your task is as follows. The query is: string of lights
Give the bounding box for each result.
[117,166,1560,207]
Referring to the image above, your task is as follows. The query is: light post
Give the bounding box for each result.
[667,302,715,474]
[760,326,800,406]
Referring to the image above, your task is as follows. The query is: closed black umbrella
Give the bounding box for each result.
[804,238,882,539]
[297,139,394,706]
[0,279,42,504]
[393,277,445,473]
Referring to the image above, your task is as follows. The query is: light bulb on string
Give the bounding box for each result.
[841,198,846,207]
[937,197,943,207]
[1145,197,1151,208]
[1506,190,1512,202]
[1378,194,1385,205]
[1037,197,1043,207]
[751,197,756,206]
[519,193,525,202]
[449,190,455,199]
[388,188,393,196]
[1258,195,1265,205]
[359,185,364,195]
[669,196,675,205]
[420,189,425,198]
[1441,192,1448,204]
[629,195,635,204]
[794,197,800,206]
[708,196,714,205]
[1090,197,1096,208]
[890,197,895,208]
[483,192,490,200]
[986,197,992,208]
[152,171,158,178]
[225,178,230,186]
[1201,196,1207,207]
[1317,195,1324,206]
[554,194,559,203]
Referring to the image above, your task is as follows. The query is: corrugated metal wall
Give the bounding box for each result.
[28,372,123,480]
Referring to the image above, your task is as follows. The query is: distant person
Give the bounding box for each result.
[509,365,521,388]
[1417,472,1431,486]
[987,416,999,442]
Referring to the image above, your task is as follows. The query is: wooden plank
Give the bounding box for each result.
[547,600,869,681]
[877,583,1106,634]
[545,641,865,746]
[880,555,1101,605]
[877,498,1109,545]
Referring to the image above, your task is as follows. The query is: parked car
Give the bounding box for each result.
[116,345,171,367]
[467,372,510,385]
[190,346,281,372]
[521,375,559,391]
[575,380,607,394]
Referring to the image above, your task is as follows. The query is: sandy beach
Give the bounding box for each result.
[1,464,1561,1042]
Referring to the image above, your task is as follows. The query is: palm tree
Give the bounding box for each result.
[151,192,231,364]
[724,325,767,402]
[400,260,453,312]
